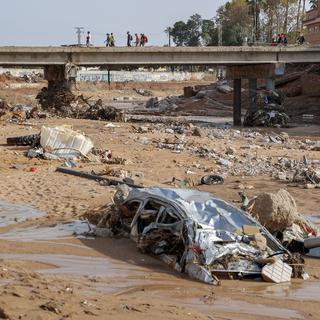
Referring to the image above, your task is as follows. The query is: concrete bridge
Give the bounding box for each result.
[1,46,319,126]
[0,46,319,66]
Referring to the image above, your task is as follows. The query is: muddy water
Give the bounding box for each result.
[0,202,318,319]
[176,297,303,319]
[0,220,91,241]
[0,201,46,227]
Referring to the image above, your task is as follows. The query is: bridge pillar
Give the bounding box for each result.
[44,64,77,91]
[248,78,257,113]
[233,79,242,126]
[266,78,275,91]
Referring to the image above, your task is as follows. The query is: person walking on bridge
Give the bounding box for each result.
[86,31,91,47]
[109,33,115,47]
[140,33,148,46]
[127,32,133,47]
[104,33,110,47]
[297,33,305,45]
[135,33,140,46]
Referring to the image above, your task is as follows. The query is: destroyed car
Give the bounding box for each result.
[101,187,293,285]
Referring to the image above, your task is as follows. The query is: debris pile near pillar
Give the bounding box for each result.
[244,90,289,127]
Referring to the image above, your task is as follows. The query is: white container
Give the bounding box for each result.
[40,126,93,159]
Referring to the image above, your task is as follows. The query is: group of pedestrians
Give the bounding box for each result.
[271,33,288,46]
[104,33,116,47]
[123,32,149,47]
[85,31,148,47]
[128,32,148,47]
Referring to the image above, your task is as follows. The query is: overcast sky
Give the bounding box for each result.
[0,0,226,46]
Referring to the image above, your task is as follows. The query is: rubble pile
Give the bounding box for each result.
[36,88,126,121]
[146,96,179,112]
[36,87,85,117]
[83,99,127,122]
[143,82,235,117]
[133,123,320,186]
[86,187,308,285]
[244,90,289,127]
[0,72,20,83]
[21,72,42,83]
[0,98,42,122]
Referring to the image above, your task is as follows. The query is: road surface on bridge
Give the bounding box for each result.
[0,46,319,67]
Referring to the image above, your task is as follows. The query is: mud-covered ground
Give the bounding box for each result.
[0,79,319,320]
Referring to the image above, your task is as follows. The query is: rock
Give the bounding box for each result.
[278,172,287,181]
[226,147,236,155]
[146,97,158,109]
[165,128,174,134]
[217,84,233,94]
[0,306,10,319]
[113,184,132,206]
[94,227,114,238]
[305,184,316,189]
[249,189,299,232]
[280,132,289,140]
[27,148,44,158]
[39,301,61,314]
[138,126,149,133]
[193,127,202,137]
[195,91,207,99]
[135,136,150,145]
[134,88,153,97]
[217,158,231,167]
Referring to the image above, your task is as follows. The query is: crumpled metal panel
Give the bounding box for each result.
[127,188,261,231]
[124,187,287,282]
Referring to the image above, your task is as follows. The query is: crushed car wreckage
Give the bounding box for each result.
[93,187,303,285]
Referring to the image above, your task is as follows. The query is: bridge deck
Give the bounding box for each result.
[0,46,319,67]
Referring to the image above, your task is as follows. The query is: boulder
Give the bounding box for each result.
[249,189,299,232]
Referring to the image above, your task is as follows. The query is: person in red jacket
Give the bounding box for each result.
[135,33,140,47]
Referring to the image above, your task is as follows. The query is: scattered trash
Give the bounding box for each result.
[134,88,153,97]
[0,99,41,123]
[261,260,292,283]
[62,160,78,168]
[7,134,40,146]
[200,175,224,185]
[56,167,142,188]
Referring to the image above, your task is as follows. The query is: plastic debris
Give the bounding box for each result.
[261,260,292,283]
[40,126,93,159]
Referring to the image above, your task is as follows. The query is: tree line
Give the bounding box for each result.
[166,0,317,46]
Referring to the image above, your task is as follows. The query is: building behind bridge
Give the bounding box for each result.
[304,3,320,45]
